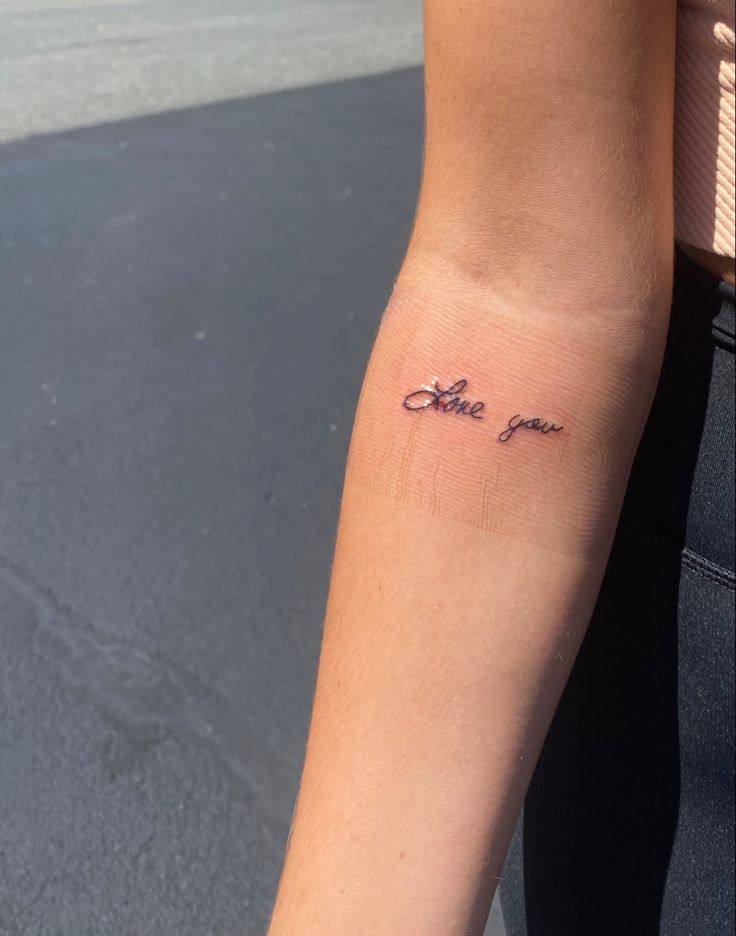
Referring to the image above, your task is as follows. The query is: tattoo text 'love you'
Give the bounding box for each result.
[402,377,564,443]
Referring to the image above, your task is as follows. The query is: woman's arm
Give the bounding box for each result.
[267,2,677,933]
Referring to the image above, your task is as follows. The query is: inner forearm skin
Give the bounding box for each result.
[349,274,664,559]
[266,274,670,936]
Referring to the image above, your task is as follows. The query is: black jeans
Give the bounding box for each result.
[500,245,735,936]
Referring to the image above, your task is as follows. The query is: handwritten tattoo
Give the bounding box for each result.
[403,378,485,418]
[497,414,564,443]
[402,377,564,442]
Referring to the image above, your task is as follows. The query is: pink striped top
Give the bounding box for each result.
[674,0,735,257]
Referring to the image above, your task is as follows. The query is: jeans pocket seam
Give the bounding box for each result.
[681,551,736,590]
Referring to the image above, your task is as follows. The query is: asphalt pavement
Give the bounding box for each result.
[0,3,506,934]
[1,0,423,144]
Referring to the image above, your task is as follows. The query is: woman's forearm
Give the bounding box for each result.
[266,267,672,936]
[267,0,677,927]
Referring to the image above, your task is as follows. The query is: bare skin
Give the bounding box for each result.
[267,2,679,934]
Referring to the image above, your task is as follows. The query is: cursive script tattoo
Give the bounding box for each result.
[402,377,564,442]
[403,378,485,418]
[497,414,564,443]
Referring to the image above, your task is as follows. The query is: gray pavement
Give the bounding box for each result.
[1,0,422,143]
[0,3,506,934]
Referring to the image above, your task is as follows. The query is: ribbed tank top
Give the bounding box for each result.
[674,0,735,258]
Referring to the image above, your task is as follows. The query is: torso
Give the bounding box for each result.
[676,240,736,284]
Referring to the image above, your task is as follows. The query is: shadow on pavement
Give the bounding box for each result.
[0,67,423,935]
